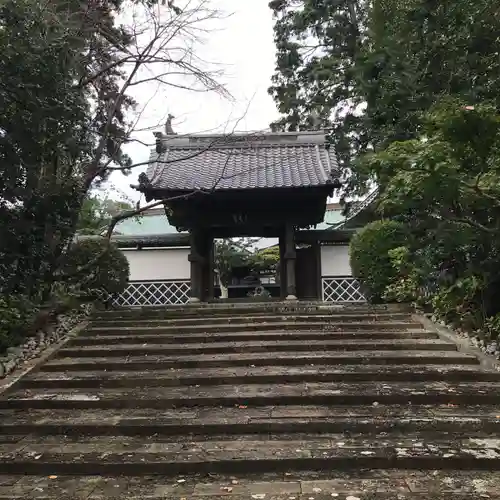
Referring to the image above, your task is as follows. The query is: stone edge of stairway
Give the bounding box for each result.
[413,313,500,373]
[0,321,89,396]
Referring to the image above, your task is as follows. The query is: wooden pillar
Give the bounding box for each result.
[284,223,297,301]
[188,230,205,303]
[278,234,287,299]
[202,234,215,301]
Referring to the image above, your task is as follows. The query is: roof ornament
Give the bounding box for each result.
[129,172,152,193]
[165,114,176,135]
[138,172,152,190]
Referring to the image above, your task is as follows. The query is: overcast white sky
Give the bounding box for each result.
[111,0,280,203]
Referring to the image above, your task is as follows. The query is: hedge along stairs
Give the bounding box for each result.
[1,303,500,498]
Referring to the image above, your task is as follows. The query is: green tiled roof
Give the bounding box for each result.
[113,207,346,237]
[113,210,181,236]
[315,207,345,230]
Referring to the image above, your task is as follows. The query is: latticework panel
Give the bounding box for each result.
[115,281,190,306]
[322,276,366,303]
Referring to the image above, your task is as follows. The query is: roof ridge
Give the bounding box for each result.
[163,143,325,150]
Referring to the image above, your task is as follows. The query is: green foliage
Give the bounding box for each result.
[0,296,37,353]
[431,276,486,331]
[484,314,500,341]
[270,0,500,199]
[0,0,135,300]
[349,220,411,302]
[360,101,500,336]
[62,239,130,299]
[382,247,422,304]
[77,196,135,235]
[269,0,368,178]
[214,239,256,286]
[270,0,500,340]
[249,246,280,273]
[214,241,280,287]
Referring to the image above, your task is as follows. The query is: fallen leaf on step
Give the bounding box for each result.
[238,405,248,409]
[231,480,239,485]
[251,494,266,499]
[312,488,322,493]
[221,487,233,492]
[177,479,186,484]
[48,476,58,480]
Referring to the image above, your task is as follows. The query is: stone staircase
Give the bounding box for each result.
[1,303,500,499]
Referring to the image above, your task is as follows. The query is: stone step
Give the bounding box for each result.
[72,330,437,344]
[19,365,500,389]
[57,339,456,358]
[92,303,409,320]
[2,434,500,475]
[1,470,500,499]
[41,351,479,372]
[89,313,415,328]
[4,381,500,409]
[1,405,500,436]
[86,321,423,334]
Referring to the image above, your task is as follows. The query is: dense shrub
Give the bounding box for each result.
[62,238,129,300]
[349,220,411,302]
[0,295,37,353]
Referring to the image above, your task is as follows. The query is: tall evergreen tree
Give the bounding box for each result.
[269,0,500,196]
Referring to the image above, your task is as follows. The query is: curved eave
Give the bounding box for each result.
[296,229,356,244]
[141,183,339,203]
[112,233,190,248]
[77,233,190,248]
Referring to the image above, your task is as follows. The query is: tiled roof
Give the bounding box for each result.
[146,131,340,191]
[315,205,345,230]
[113,208,180,236]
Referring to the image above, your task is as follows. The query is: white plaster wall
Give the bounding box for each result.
[122,248,190,281]
[320,244,352,277]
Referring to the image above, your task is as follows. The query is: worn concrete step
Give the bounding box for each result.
[4,381,500,409]
[19,365,500,389]
[41,351,479,372]
[89,313,415,328]
[92,303,408,320]
[1,470,500,499]
[73,330,437,344]
[2,405,500,436]
[2,434,500,475]
[87,321,423,334]
[57,339,456,358]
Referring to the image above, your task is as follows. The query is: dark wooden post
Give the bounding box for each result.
[278,234,287,299]
[202,233,215,301]
[188,230,205,303]
[284,223,297,300]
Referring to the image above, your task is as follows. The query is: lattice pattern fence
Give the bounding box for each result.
[322,276,366,303]
[115,278,364,306]
[115,281,190,306]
